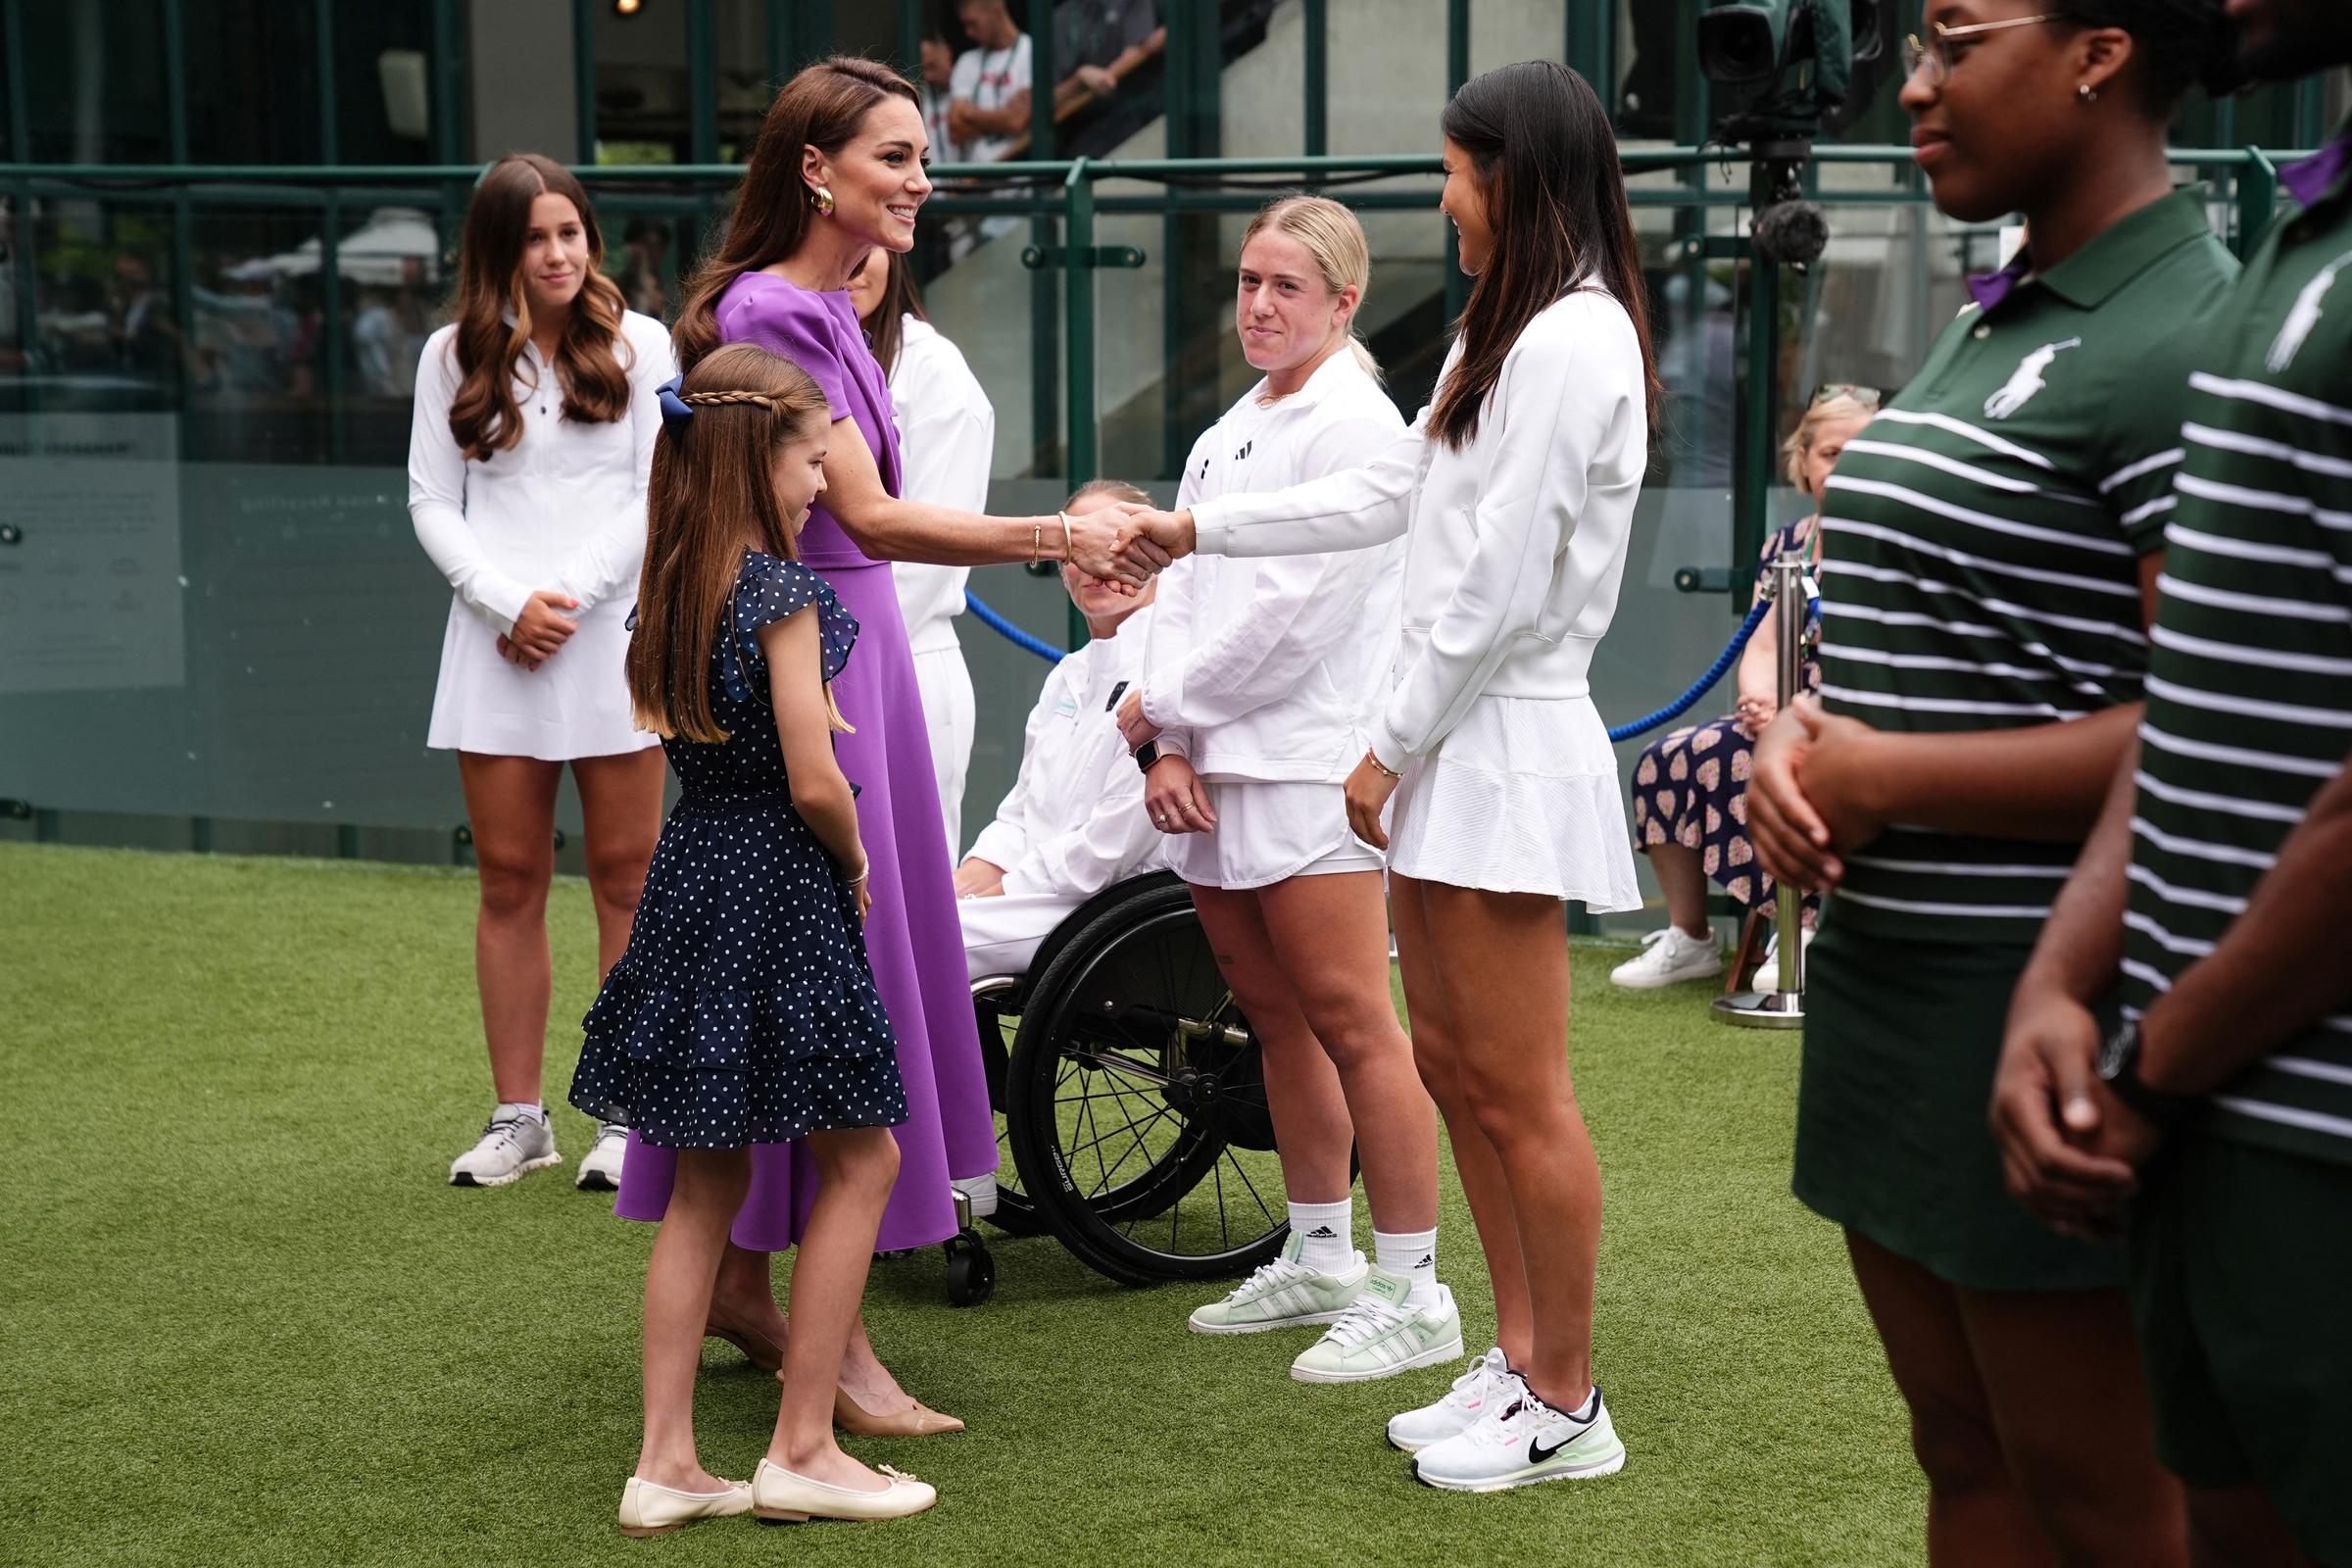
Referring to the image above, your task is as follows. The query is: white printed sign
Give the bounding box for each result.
[0,413,184,693]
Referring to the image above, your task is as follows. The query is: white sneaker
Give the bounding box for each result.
[575,1122,629,1191]
[448,1111,560,1188]
[1751,926,1815,994]
[1387,1347,1513,1452]
[1609,927,1723,989]
[1189,1231,1368,1334]
[1290,1270,1463,1384]
[1411,1376,1627,1492]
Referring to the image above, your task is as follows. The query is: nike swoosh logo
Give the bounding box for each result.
[1529,1425,1590,1465]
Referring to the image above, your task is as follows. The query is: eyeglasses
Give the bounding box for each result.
[1813,383,1883,410]
[1901,14,2063,88]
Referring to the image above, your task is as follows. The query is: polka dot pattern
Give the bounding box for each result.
[568,551,908,1150]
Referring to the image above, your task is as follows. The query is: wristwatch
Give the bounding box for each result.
[2095,1018,2189,1128]
[1133,740,1160,772]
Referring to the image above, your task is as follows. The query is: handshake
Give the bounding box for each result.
[1072,504,1196,592]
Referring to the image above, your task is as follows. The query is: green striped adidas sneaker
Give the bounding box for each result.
[1187,1232,1368,1334]
[1291,1268,1463,1384]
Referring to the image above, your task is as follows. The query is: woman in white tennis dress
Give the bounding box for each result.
[1116,64,1658,1494]
[846,247,995,855]
[1114,197,1451,1390]
[408,154,676,1194]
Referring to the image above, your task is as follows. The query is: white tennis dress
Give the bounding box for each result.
[1187,290,1645,906]
[884,315,995,857]
[1141,352,1404,889]
[408,310,675,760]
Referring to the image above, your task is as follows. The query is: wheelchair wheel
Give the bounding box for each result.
[1003,878,1292,1287]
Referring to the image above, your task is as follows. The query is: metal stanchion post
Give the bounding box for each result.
[1713,554,1809,1030]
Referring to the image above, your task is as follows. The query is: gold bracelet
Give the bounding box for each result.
[1030,519,1042,564]
[1365,750,1401,780]
[1057,510,1074,563]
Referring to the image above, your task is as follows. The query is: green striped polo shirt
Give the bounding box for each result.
[1817,189,2238,944]
[2124,130,2352,1167]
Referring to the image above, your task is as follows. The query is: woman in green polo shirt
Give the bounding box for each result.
[1748,2,2240,1562]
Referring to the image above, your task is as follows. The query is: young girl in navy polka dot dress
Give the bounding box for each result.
[570,342,936,1532]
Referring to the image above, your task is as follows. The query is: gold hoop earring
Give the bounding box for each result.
[812,186,835,216]
[2078,83,2099,105]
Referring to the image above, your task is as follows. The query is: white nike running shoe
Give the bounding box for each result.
[1387,1347,1513,1452]
[1411,1377,1627,1492]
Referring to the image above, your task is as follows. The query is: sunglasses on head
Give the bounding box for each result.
[1813,383,1884,410]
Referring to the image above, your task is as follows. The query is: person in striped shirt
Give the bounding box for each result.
[1991,3,2352,1559]
[1748,3,2240,1562]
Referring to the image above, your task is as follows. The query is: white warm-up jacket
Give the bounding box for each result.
[1189,288,1647,774]
[1140,352,1406,782]
[887,316,996,653]
[964,606,1164,899]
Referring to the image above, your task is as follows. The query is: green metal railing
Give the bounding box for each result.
[0,141,2303,583]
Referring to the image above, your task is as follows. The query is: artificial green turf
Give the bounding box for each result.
[1,843,1923,1566]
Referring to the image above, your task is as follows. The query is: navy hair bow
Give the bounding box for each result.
[656,373,694,437]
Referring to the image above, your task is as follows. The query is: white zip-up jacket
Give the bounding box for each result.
[965,606,1165,898]
[1190,289,1646,773]
[1141,352,1406,782]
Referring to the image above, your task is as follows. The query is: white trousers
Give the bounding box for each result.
[960,890,1089,985]
[911,642,976,858]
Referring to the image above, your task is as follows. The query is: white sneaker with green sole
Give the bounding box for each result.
[1290,1269,1463,1384]
[1188,1231,1368,1334]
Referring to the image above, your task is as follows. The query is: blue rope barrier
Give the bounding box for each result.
[965,591,1066,663]
[1604,595,1776,744]
[968,585,1800,746]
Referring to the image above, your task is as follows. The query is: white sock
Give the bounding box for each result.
[951,1172,998,1219]
[496,1100,546,1125]
[1374,1227,1440,1308]
[1288,1199,1354,1273]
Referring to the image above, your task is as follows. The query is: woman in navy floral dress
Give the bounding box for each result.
[1611,392,1871,988]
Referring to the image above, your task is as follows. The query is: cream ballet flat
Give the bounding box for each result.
[751,1457,937,1523]
[616,1474,753,1537]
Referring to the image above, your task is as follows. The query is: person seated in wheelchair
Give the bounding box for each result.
[955,477,1165,982]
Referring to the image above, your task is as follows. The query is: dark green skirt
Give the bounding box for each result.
[1791,912,2127,1294]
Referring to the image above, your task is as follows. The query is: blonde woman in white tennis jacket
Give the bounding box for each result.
[848,249,995,855]
[1114,65,1660,1494]
[1113,196,1450,1391]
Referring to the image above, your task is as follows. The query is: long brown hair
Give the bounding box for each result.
[1430,62,1661,450]
[446,154,634,462]
[628,344,836,744]
[674,57,919,374]
[853,245,929,378]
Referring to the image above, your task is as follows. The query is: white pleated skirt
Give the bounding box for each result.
[1387,693,1642,907]
[425,596,659,760]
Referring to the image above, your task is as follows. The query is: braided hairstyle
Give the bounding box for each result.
[629,343,837,742]
[2049,0,2243,110]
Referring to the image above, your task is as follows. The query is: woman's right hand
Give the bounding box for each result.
[1113,505,1195,577]
[1144,756,1216,835]
[1063,507,1157,589]
[511,589,581,660]
[1734,690,1777,731]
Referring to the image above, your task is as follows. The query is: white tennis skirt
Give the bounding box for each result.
[1387,693,1642,907]
[1164,778,1384,892]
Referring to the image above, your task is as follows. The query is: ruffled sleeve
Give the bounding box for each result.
[719,553,860,703]
[718,283,852,422]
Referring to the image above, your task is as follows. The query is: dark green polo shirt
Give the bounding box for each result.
[2124,134,2352,1167]
[1817,189,2239,944]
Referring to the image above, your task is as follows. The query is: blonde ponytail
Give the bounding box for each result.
[1243,195,1382,383]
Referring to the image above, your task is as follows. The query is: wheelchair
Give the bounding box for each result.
[965,871,1302,1293]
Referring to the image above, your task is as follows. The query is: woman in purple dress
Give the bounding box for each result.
[616,55,1141,1431]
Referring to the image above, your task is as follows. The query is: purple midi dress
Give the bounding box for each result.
[614,271,1000,1250]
